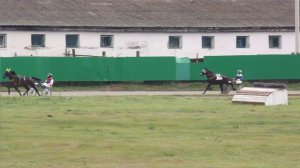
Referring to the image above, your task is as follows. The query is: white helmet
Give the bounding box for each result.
[47,73,53,77]
[237,70,242,73]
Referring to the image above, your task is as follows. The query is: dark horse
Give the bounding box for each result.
[200,68,235,94]
[3,68,41,96]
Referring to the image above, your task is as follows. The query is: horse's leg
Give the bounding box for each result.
[32,86,41,96]
[231,83,236,91]
[8,88,10,95]
[14,87,22,96]
[23,87,29,96]
[223,84,231,95]
[203,83,211,95]
[220,84,223,94]
[28,82,40,96]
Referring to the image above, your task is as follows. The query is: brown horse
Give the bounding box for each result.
[3,69,41,96]
[200,68,235,94]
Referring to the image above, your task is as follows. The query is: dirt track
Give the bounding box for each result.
[1,90,300,97]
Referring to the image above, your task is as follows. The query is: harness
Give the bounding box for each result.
[208,76,215,80]
[10,78,21,86]
[215,74,223,80]
[9,76,24,86]
[208,74,223,80]
[10,78,16,83]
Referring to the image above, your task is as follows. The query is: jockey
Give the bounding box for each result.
[42,73,54,88]
[235,70,243,84]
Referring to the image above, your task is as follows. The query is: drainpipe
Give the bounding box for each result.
[296,0,300,54]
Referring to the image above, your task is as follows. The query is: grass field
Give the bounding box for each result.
[0,96,300,168]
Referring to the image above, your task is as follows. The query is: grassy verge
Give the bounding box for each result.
[0,96,300,168]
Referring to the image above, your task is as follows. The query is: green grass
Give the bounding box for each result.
[0,96,300,168]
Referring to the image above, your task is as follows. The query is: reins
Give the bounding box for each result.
[7,73,21,86]
[204,72,216,80]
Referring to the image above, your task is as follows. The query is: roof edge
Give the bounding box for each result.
[0,25,294,33]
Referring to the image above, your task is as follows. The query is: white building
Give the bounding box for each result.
[0,0,298,58]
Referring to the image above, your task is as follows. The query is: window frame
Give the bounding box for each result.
[0,34,7,48]
[168,36,182,49]
[269,35,282,49]
[202,36,215,49]
[66,34,80,48]
[236,36,250,48]
[100,35,114,48]
[31,34,45,48]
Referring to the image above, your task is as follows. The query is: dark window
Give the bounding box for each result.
[101,35,114,48]
[269,36,281,48]
[168,36,182,49]
[31,34,45,47]
[236,36,249,48]
[0,34,6,48]
[202,36,214,49]
[66,34,79,48]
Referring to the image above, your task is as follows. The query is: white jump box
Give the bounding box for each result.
[232,87,288,106]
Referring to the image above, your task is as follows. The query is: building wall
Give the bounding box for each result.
[0,31,295,58]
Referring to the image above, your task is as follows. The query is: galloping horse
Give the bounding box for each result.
[3,68,41,96]
[200,68,235,94]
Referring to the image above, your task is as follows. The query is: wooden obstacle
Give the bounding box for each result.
[253,82,287,89]
[232,87,288,106]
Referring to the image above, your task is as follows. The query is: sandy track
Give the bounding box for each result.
[0,91,225,96]
[1,90,300,97]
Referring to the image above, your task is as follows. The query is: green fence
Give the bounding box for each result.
[203,55,300,80]
[0,57,179,82]
[1,55,300,82]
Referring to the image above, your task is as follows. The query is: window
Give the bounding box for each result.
[31,34,45,47]
[0,34,7,48]
[236,36,250,48]
[101,35,114,48]
[202,36,214,49]
[66,34,79,48]
[269,36,281,48]
[168,36,182,49]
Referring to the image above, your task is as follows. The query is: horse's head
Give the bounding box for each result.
[200,68,216,79]
[200,68,210,76]
[3,68,10,79]
[3,68,15,79]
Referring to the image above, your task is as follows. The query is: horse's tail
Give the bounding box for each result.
[31,77,42,83]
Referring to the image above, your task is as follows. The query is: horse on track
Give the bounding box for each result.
[2,68,41,96]
[200,68,235,95]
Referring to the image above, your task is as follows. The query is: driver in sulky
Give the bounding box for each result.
[42,73,54,88]
[235,70,243,84]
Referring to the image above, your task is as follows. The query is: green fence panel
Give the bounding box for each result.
[42,57,124,81]
[1,57,41,82]
[190,62,206,81]
[203,55,300,80]
[176,57,190,81]
[0,57,178,82]
[47,57,96,81]
[96,58,123,81]
[121,57,176,81]
[0,57,119,82]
